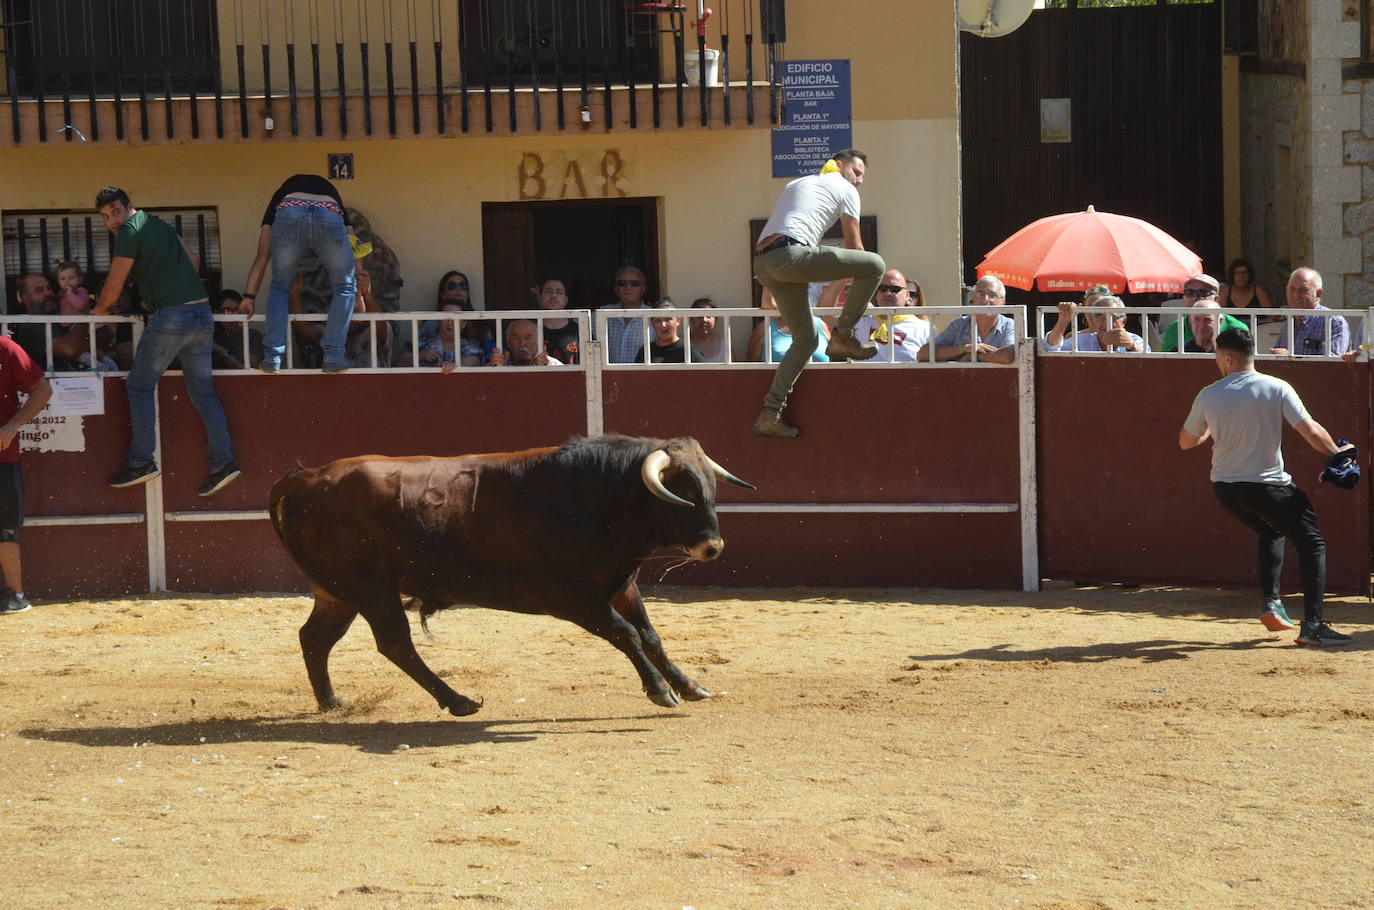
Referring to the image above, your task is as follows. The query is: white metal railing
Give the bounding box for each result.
[594,305,1027,367]
[0,314,143,375]
[211,312,588,373]
[1036,305,1369,359]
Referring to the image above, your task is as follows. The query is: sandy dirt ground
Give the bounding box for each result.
[1,584,1372,910]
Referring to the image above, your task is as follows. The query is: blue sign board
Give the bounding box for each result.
[770,59,852,179]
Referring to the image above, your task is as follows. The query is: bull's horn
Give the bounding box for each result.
[703,454,757,490]
[641,449,695,508]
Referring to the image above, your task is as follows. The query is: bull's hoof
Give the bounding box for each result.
[446,695,483,717]
[647,688,681,709]
[317,696,344,713]
[679,683,713,701]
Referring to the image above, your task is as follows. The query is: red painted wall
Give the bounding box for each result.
[1038,358,1370,594]
[18,359,1371,599]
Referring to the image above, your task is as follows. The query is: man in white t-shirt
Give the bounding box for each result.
[852,269,930,361]
[1180,326,1356,646]
[751,149,886,439]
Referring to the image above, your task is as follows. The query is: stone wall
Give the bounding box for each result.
[1241,1,1365,307]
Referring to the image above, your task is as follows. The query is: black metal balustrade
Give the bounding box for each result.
[0,0,786,144]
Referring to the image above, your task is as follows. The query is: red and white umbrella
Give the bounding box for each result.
[975,206,1203,295]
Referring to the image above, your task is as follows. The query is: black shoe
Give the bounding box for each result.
[109,462,160,489]
[0,589,32,615]
[197,462,242,497]
[752,409,799,439]
[1295,622,1351,647]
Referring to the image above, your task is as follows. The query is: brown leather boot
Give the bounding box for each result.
[825,330,879,362]
[752,409,799,439]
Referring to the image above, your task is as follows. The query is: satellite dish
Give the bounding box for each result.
[958,0,1036,38]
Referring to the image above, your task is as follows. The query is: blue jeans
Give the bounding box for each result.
[126,303,235,471]
[263,204,357,366]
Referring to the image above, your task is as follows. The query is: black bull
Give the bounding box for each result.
[268,435,754,715]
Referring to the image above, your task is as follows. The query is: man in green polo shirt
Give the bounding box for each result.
[91,186,240,497]
[1159,298,1247,353]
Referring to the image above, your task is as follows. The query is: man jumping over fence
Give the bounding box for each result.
[750,149,885,439]
[1179,327,1358,646]
[93,186,241,497]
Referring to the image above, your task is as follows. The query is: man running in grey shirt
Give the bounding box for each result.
[1179,327,1355,646]
[751,149,886,439]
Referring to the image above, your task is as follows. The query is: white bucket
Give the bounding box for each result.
[683,49,721,88]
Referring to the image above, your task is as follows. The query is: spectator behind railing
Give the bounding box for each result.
[749,288,830,364]
[1271,267,1349,357]
[852,269,931,361]
[1158,298,1246,353]
[423,304,496,369]
[9,273,89,371]
[211,290,264,371]
[53,260,92,319]
[634,300,686,364]
[1044,295,1147,353]
[600,265,655,363]
[687,297,728,363]
[404,269,473,366]
[532,276,580,364]
[489,319,565,368]
[920,276,1016,363]
[1219,258,1274,312]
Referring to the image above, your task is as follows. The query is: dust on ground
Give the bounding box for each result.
[1,585,1371,909]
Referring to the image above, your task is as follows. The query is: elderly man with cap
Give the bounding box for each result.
[1270,267,1349,357]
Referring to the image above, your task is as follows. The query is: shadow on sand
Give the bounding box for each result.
[20,712,680,754]
[908,633,1374,665]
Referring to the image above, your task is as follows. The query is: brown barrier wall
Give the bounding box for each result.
[21,379,147,598]
[1038,358,1371,594]
[602,368,1025,588]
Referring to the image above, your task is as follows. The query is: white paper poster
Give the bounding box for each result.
[47,375,105,416]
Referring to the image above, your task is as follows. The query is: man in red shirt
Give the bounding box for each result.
[0,336,53,614]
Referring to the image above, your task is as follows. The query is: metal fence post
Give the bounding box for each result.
[1017,334,1039,592]
[585,311,604,437]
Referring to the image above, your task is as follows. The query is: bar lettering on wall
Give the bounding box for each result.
[511,150,634,200]
[518,153,547,200]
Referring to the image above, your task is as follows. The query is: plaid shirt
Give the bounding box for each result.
[1275,305,1350,356]
[599,304,655,363]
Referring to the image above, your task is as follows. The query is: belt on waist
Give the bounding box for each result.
[277,198,344,215]
[757,235,806,254]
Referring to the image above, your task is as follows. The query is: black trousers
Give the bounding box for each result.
[1212,481,1325,623]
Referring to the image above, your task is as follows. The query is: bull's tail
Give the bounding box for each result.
[267,467,309,544]
[403,597,472,637]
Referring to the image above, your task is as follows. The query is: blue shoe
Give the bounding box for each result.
[321,357,356,374]
[1260,599,1295,632]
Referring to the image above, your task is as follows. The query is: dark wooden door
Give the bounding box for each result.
[960,3,1223,289]
[481,198,660,311]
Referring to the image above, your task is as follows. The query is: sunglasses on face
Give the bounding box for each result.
[1182,288,1214,298]
[446,280,469,291]
[876,284,906,294]
[615,279,644,287]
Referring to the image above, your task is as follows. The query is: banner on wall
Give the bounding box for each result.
[770,59,853,179]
